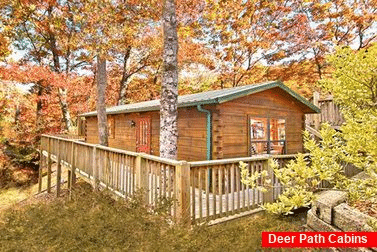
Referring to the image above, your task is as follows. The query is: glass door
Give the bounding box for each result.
[249,116,286,155]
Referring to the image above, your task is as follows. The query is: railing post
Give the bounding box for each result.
[47,137,52,193]
[313,91,320,130]
[38,136,44,193]
[263,157,274,203]
[56,139,62,197]
[68,142,72,189]
[135,155,148,202]
[92,145,99,190]
[175,161,191,226]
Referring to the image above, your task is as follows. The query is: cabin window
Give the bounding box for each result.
[108,116,115,139]
[249,117,286,155]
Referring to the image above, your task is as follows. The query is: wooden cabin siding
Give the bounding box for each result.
[84,107,207,161]
[85,116,98,144]
[216,88,305,159]
[217,112,248,159]
[177,107,207,161]
[86,114,138,151]
[84,86,311,161]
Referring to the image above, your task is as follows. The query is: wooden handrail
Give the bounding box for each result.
[41,134,181,166]
[189,154,299,167]
[305,124,322,139]
[39,134,303,225]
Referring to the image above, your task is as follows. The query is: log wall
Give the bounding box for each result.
[214,87,305,159]
[85,107,207,161]
[85,87,310,161]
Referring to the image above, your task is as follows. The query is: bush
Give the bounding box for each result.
[241,45,377,215]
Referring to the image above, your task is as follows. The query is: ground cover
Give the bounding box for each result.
[0,181,309,252]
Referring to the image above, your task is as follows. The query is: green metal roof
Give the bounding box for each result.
[81,80,320,117]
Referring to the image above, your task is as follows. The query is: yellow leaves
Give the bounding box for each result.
[241,118,374,215]
[239,160,271,190]
[311,179,319,187]
[178,26,192,39]
[262,188,315,215]
[29,4,35,11]
[0,34,11,59]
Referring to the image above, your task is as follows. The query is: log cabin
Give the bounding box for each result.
[80,81,320,161]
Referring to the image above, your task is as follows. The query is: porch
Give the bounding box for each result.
[39,134,296,224]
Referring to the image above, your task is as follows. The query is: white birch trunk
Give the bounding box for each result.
[160,0,179,160]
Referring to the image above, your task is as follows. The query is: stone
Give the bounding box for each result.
[351,171,373,181]
[333,203,376,232]
[307,209,340,232]
[338,247,373,252]
[312,190,348,225]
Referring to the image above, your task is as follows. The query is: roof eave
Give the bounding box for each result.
[277,83,321,113]
[79,80,320,117]
[80,99,219,117]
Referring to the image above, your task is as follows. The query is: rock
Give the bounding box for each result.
[333,203,376,232]
[312,190,348,225]
[307,208,340,232]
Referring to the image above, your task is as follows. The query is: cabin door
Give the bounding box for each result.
[136,117,151,154]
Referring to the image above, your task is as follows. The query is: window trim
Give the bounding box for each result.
[248,115,287,156]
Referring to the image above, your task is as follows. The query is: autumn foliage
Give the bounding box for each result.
[0,64,92,143]
[0,0,375,144]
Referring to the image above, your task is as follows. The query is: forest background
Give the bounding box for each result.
[0,0,376,187]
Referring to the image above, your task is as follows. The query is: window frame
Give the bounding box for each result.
[248,115,287,156]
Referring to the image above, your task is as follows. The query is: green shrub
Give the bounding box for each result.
[241,45,377,215]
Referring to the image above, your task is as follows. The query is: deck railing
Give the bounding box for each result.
[39,135,189,222]
[305,92,344,130]
[39,134,297,224]
[188,155,296,223]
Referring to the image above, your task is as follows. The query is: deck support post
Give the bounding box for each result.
[175,161,191,226]
[263,157,274,203]
[47,138,52,193]
[56,139,62,197]
[135,155,148,203]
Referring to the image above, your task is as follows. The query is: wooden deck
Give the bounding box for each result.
[39,134,293,224]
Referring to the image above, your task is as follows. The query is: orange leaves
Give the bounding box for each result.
[0,63,92,137]
[310,0,377,48]
[0,64,65,88]
[201,0,302,86]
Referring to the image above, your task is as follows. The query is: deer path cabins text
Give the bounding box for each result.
[79,81,320,161]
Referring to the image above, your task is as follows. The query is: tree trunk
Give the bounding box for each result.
[118,47,132,105]
[160,0,178,160]
[48,4,73,132]
[34,81,43,142]
[96,54,109,146]
[58,87,73,132]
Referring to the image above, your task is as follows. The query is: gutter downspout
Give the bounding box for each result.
[197,105,212,160]
[197,105,212,184]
